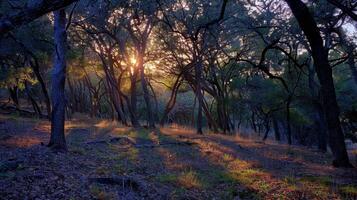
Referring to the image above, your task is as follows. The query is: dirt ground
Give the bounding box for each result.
[0,114,357,200]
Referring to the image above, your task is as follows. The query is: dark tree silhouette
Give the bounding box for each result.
[285,0,353,168]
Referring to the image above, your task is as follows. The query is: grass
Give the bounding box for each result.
[3,115,357,200]
[339,185,357,197]
[209,170,237,185]
[178,170,201,188]
[156,170,202,189]
[223,153,235,162]
[156,173,178,183]
[300,175,332,186]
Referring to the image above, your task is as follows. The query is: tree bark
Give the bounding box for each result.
[285,0,352,167]
[25,81,42,117]
[195,60,203,134]
[308,60,327,152]
[347,50,357,86]
[286,97,292,145]
[160,75,182,125]
[262,119,270,141]
[138,56,155,128]
[29,59,51,119]
[0,0,77,36]
[130,68,140,127]
[272,117,281,141]
[8,87,19,109]
[48,9,67,151]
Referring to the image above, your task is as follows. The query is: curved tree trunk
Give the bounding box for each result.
[30,60,51,119]
[160,75,182,125]
[25,82,42,118]
[48,9,67,151]
[0,0,77,36]
[138,56,155,128]
[285,0,352,167]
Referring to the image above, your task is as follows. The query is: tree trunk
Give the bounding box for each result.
[29,59,51,119]
[191,96,197,127]
[347,51,357,87]
[194,59,203,134]
[138,56,155,128]
[48,9,67,151]
[148,80,159,122]
[272,117,281,141]
[130,69,140,127]
[286,98,292,145]
[160,75,182,125]
[8,87,19,109]
[0,0,77,36]
[262,119,270,141]
[25,82,42,118]
[316,108,328,152]
[308,60,327,152]
[285,0,352,167]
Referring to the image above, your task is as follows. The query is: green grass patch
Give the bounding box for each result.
[156,173,178,184]
[206,169,237,186]
[178,170,202,188]
[300,175,332,186]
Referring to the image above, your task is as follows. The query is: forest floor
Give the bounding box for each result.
[0,114,357,200]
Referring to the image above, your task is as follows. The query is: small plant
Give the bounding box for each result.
[229,159,251,170]
[178,170,201,188]
[223,153,235,162]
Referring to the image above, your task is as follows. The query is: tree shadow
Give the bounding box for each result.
[158,128,357,199]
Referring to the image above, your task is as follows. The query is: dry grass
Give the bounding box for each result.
[1,116,357,200]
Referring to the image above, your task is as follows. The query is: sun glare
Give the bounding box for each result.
[130,56,137,65]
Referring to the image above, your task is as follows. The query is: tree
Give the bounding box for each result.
[327,0,357,21]
[0,0,77,36]
[48,9,68,151]
[285,0,353,167]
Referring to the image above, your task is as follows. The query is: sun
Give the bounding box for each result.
[130,56,137,65]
